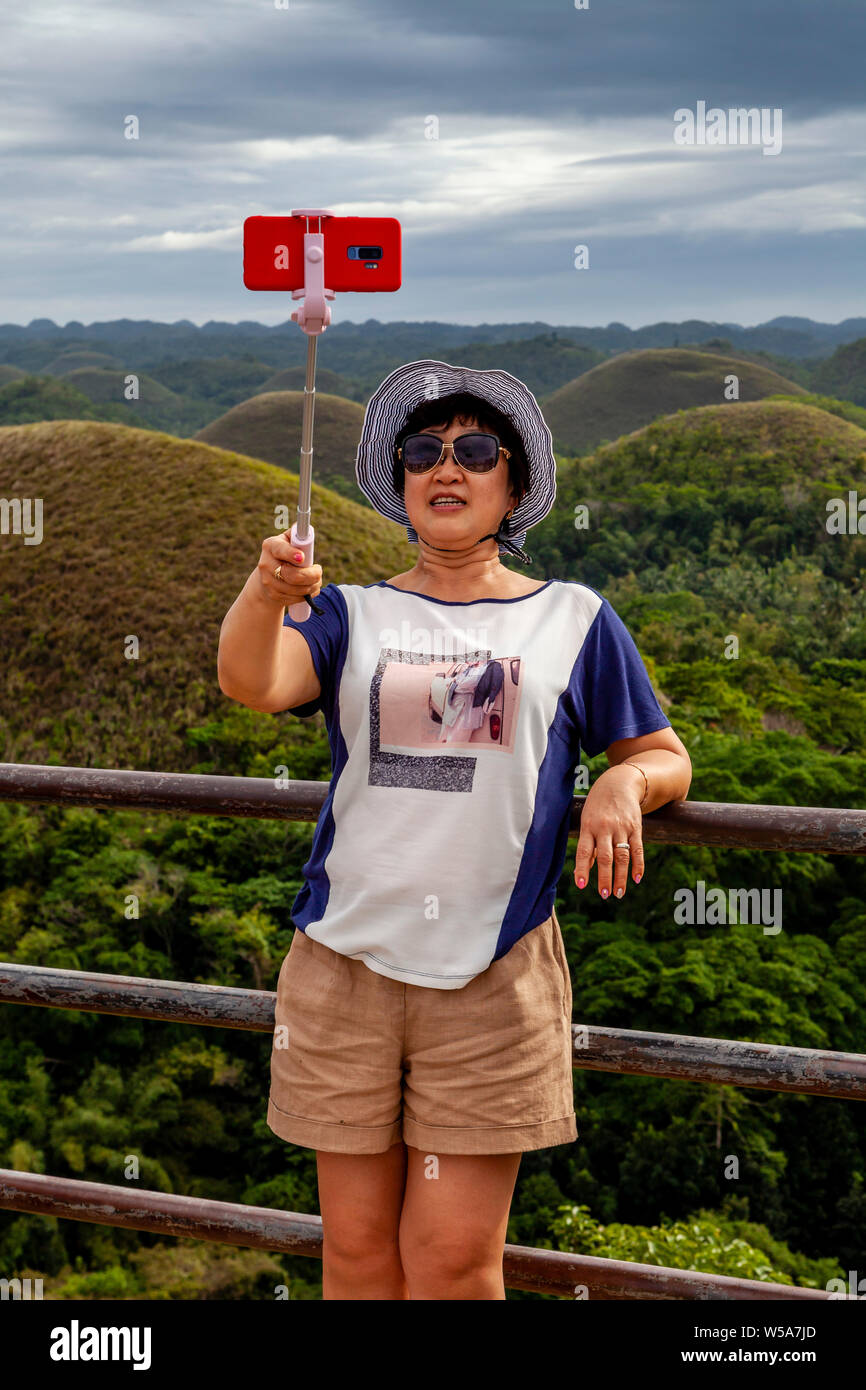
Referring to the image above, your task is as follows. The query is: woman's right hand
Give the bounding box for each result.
[256,530,323,607]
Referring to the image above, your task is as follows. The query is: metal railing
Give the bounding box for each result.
[1,761,864,1300]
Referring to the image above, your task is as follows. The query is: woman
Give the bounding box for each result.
[218,359,692,1300]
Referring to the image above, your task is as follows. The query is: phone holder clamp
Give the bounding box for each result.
[289,208,336,337]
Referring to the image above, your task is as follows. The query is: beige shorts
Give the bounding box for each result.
[267,908,578,1155]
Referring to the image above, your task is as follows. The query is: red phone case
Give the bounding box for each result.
[242,216,306,291]
[243,215,401,292]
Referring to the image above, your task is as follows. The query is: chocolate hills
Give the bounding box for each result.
[542,348,805,454]
[194,390,369,505]
[2,389,864,774]
[0,420,412,770]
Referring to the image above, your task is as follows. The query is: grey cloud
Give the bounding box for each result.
[0,0,862,325]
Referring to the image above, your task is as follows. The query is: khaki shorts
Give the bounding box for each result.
[267,908,578,1155]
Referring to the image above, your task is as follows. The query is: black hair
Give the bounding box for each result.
[391,391,531,527]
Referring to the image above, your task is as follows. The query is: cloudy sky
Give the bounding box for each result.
[1,0,863,328]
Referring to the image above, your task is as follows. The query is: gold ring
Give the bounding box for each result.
[274,564,282,580]
[615,842,630,849]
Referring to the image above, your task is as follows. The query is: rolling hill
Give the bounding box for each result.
[194,390,369,504]
[254,365,364,402]
[147,355,279,410]
[59,367,207,434]
[3,394,864,771]
[583,396,866,489]
[434,332,605,398]
[2,328,864,447]
[542,348,806,455]
[0,375,129,426]
[766,392,866,432]
[810,337,866,407]
[530,398,866,680]
[0,420,413,769]
[685,337,812,387]
[44,350,124,375]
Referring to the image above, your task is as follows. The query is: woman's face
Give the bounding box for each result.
[402,415,518,552]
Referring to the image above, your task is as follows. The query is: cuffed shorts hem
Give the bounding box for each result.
[402,1112,578,1155]
[267,1096,402,1154]
[266,1097,577,1156]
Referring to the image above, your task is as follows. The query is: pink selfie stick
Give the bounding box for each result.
[286,209,336,622]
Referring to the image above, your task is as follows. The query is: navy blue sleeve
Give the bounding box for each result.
[281,583,348,718]
[570,598,671,759]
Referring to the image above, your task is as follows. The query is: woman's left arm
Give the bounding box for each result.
[574,726,692,900]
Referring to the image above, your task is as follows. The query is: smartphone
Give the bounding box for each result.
[243,215,401,292]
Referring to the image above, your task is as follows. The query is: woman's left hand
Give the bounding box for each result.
[574,765,645,899]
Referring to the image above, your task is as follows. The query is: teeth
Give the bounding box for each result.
[431,499,465,505]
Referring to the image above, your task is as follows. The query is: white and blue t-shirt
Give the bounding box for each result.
[282,579,670,990]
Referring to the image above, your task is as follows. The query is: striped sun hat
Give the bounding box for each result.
[354,359,557,560]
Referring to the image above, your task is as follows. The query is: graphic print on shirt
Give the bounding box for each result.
[368,647,524,790]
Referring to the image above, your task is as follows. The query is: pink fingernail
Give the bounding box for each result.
[577,877,585,889]
[601,888,609,899]
[634,874,642,883]
[294,552,304,563]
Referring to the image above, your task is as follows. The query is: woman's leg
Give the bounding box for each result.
[316,1141,410,1299]
[398,1148,522,1300]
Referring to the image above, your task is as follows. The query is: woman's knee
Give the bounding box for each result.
[398,1223,503,1283]
[323,1217,402,1265]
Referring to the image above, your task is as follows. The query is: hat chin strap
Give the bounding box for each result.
[414,510,532,566]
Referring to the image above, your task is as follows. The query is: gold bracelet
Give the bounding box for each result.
[622,761,649,808]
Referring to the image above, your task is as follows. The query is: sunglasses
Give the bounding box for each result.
[397,431,510,474]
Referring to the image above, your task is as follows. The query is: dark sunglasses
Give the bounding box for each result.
[397,431,510,474]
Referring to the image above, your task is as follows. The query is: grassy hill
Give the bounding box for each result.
[810,337,866,406]
[0,420,413,769]
[583,396,866,490]
[2,334,862,448]
[530,398,866,698]
[0,375,130,426]
[685,337,813,387]
[147,356,279,411]
[542,348,806,454]
[254,365,364,402]
[435,332,605,398]
[45,350,124,375]
[0,359,286,436]
[194,390,370,504]
[766,392,866,432]
[59,367,208,434]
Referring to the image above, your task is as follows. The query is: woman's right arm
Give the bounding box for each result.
[218,531,323,714]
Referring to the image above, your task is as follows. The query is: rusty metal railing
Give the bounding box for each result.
[0,760,863,1300]
[1,761,865,853]
[0,1170,834,1300]
[2,962,865,1099]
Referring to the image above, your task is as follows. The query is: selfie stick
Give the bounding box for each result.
[286,208,336,621]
